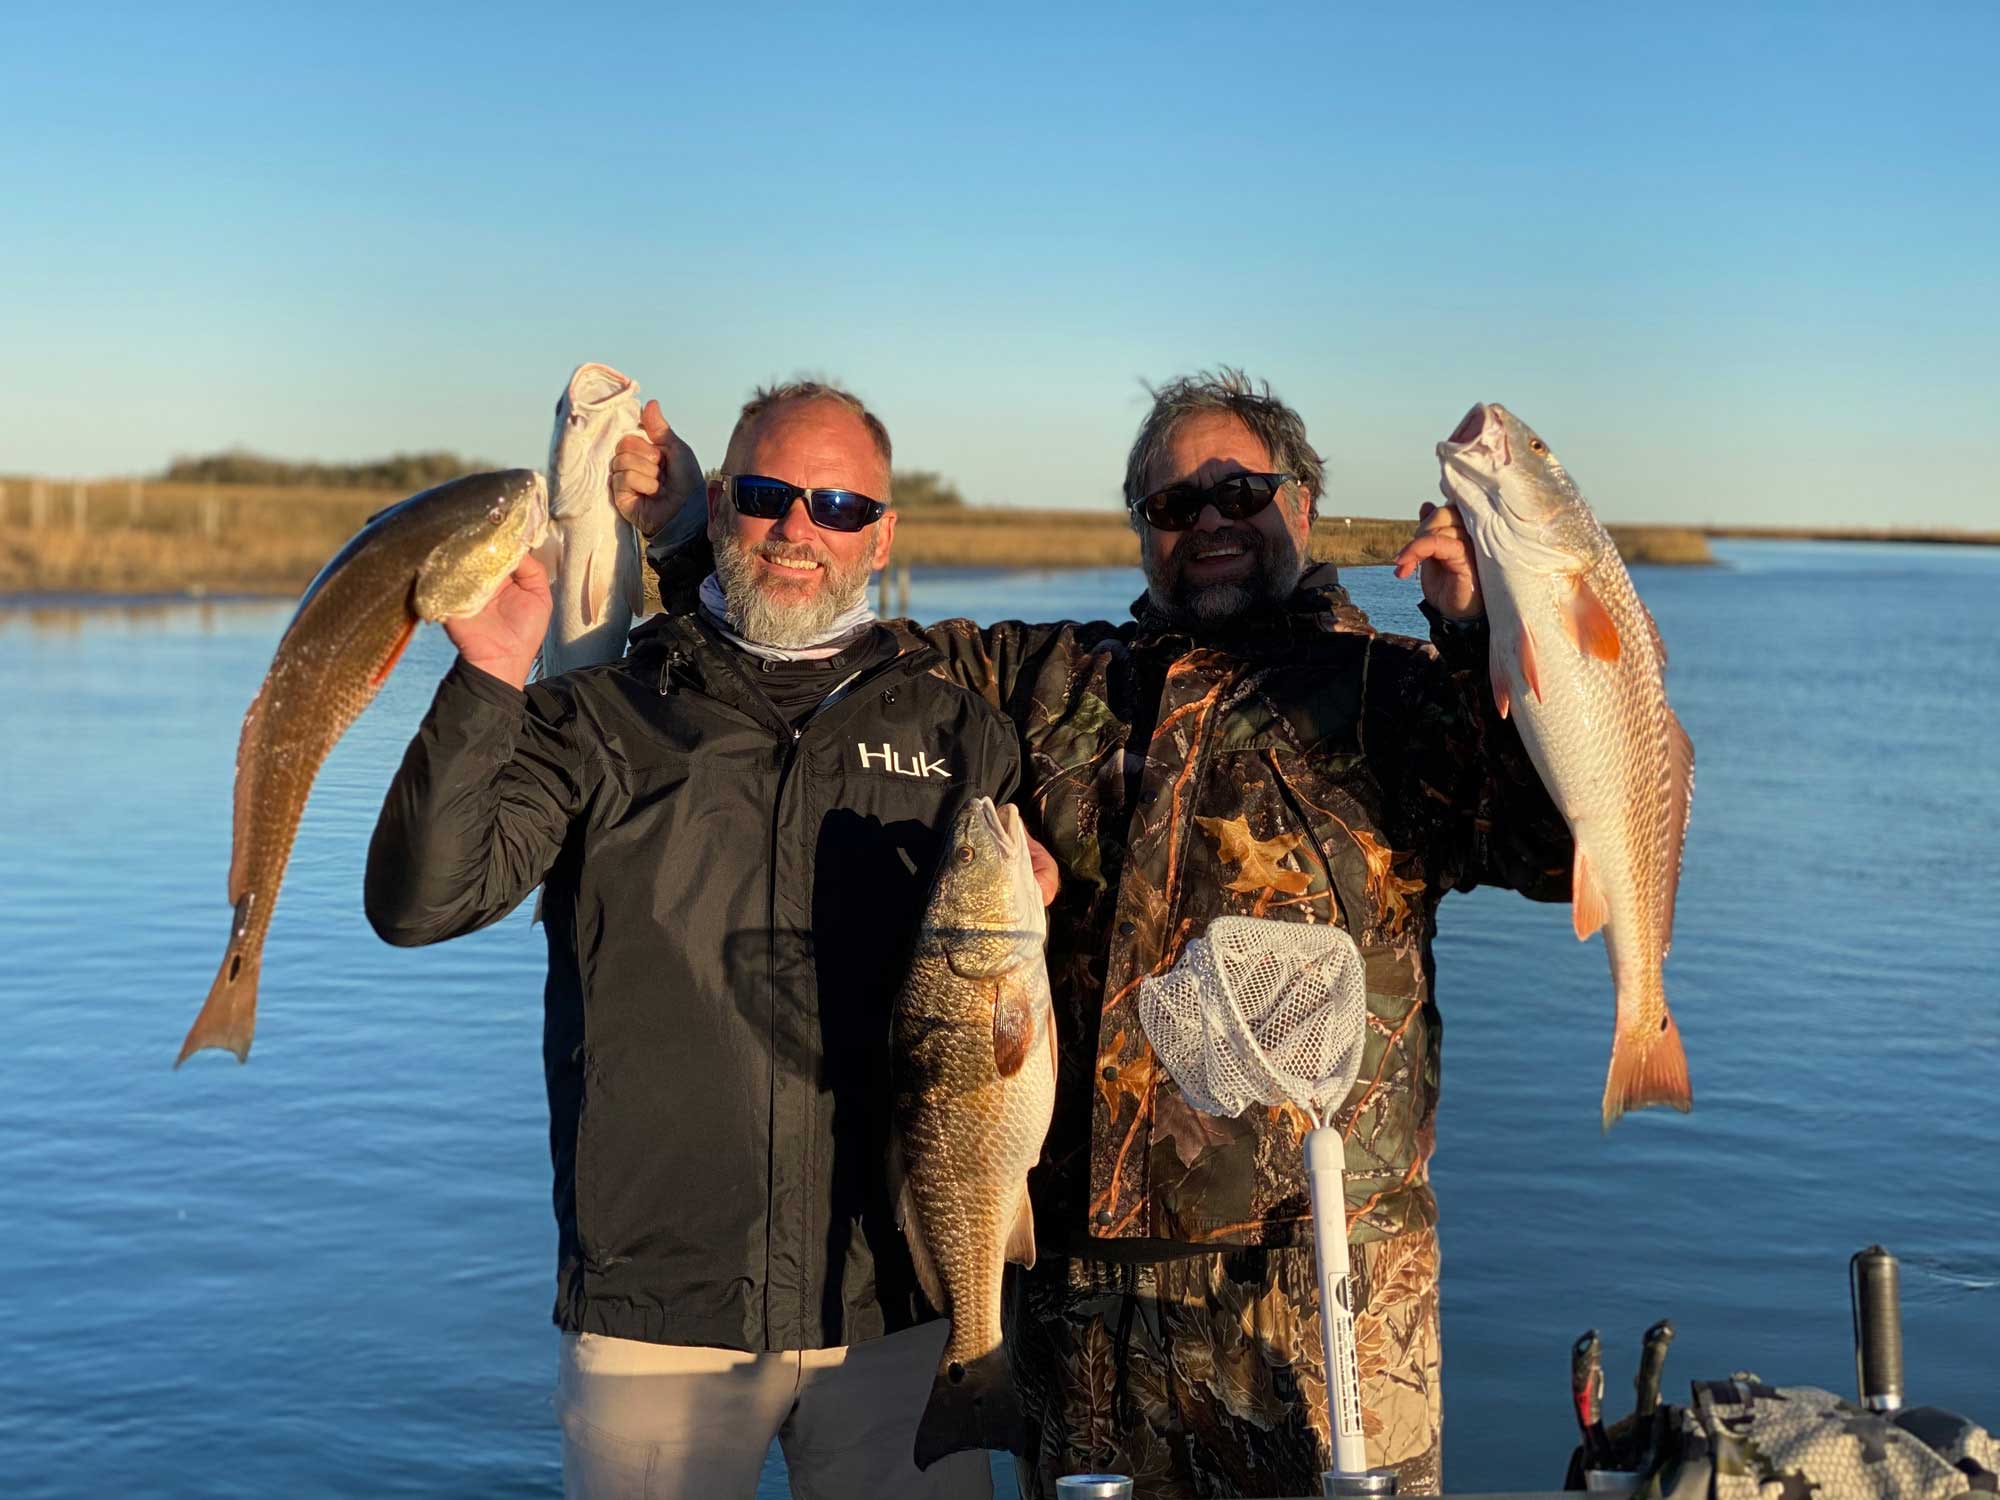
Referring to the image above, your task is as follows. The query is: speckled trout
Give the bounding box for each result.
[177,470,550,1066]
[1436,404,1694,1128]
[539,362,643,677]
[892,797,1056,1468]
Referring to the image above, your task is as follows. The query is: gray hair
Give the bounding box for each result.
[1122,368,1323,517]
[728,379,893,472]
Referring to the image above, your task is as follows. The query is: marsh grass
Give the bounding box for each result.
[0,477,1713,595]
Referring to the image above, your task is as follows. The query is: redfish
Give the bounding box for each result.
[1438,404,1693,1127]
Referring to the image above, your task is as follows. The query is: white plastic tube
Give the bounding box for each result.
[1305,1124,1368,1476]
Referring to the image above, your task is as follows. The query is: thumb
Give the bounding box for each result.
[640,399,670,446]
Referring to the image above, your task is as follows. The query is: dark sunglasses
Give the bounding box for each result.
[712,473,887,533]
[1133,472,1294,532]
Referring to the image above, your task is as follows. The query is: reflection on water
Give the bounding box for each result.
[0,592,289,637]
[1,549,1996,1499]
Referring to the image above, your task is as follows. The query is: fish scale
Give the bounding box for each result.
[1439,404,1694,1127]
[177,470,549,1066]
[892,797,1055,1468]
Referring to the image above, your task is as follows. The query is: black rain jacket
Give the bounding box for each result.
[364,612,1022,1351]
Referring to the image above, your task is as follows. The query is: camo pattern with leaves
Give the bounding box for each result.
[920,584,1571,1253]
[1005,1229,1444,1497]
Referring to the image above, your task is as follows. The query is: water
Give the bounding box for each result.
[2,544,1995,1496]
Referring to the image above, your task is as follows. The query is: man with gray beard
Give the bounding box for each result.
[368,380,1045,1499]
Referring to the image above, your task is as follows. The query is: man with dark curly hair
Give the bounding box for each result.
[624,370,1573,1496]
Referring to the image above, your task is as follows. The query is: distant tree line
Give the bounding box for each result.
[160,449,491,490]
[890,470,963,508]
[697,467,966,508]
[163,449,966,506]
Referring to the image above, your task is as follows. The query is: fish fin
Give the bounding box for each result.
[1571,843,1608,941]
[370,614,418,688]
[1563,575,1623,662]
[1663,710,1695,950]
[891,1138,948,1315]
[581,550,607,628]
[1642,600,1668,669]
[1004,1185,1037,1269]
[1602,1007,1693,1130]
[177,896,260,1067]
[992,971,1037,1078]
[1489,653,1511,720]
[1518,622,1545,704]
[914,1346,1023,1469]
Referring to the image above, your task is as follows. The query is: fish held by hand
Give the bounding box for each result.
[1436,404,1694,1128]
[176,469,550,1067]
[892,797,1056,1468]
[539,362,644,678]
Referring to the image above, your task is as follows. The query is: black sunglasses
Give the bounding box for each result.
[1133,472,1294,532]
[713,473,887,534]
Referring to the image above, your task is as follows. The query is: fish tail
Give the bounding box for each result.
[913,1344,1022,1470]
[176,897,261,1067]
[1601,993,1691,1130]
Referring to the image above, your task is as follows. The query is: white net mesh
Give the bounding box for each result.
[1137,917,1370,1126]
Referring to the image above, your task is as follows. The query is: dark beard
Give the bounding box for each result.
[1142,523,1304,630]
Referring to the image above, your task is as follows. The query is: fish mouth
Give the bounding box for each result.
[1434,407,1505,527]
[516,471,553,550]
[1447,404,1487,446]
[566,362,638,412]
[978,797,1023,859]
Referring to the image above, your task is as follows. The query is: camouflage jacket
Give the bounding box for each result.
[919,580,1572,1252]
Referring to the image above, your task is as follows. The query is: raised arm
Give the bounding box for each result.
[1382,502,1573,899]
[364,557,588,945]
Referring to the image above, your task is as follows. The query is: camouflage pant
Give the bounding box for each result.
[1007,1230,1443,1498]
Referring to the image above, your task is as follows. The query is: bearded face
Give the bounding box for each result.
[709,509,879,647]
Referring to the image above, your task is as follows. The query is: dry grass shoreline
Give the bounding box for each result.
[0,474,1818,600]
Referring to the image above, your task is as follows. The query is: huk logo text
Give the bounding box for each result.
[856,742,952,780]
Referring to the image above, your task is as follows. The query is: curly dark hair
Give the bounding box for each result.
[1122,368,1323,521]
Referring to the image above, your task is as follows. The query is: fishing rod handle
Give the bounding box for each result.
[1851,1245,1904,1412]
[1306,1127,1369,1476]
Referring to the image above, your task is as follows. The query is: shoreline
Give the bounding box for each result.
[4,476,1988,599]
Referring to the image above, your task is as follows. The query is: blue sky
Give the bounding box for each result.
[3,2,1994,527]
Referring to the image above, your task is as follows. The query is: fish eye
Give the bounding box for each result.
[486,503,507,526]
[1529,438,1546,454]
[957,844,975,864]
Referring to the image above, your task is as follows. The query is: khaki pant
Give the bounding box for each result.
[554,1322,995,1500]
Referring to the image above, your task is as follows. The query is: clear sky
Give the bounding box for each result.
[3,2,1994,527]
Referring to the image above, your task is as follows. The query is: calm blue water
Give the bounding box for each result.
[1,544,1994,1497]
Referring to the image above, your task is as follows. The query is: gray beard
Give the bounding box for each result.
[1142,523,1304,629]
[710,521,877,647]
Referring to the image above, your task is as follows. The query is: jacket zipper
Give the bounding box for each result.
[760,648,929,1345]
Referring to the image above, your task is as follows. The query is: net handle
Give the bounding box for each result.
[1306,1126,1367,1474]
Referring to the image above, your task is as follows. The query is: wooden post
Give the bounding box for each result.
[29,479,47,529]
[203,488,221,541]
[73,480,88,530]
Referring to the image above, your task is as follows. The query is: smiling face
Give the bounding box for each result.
[1136,409,1313,627]
[707,395,897,645]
